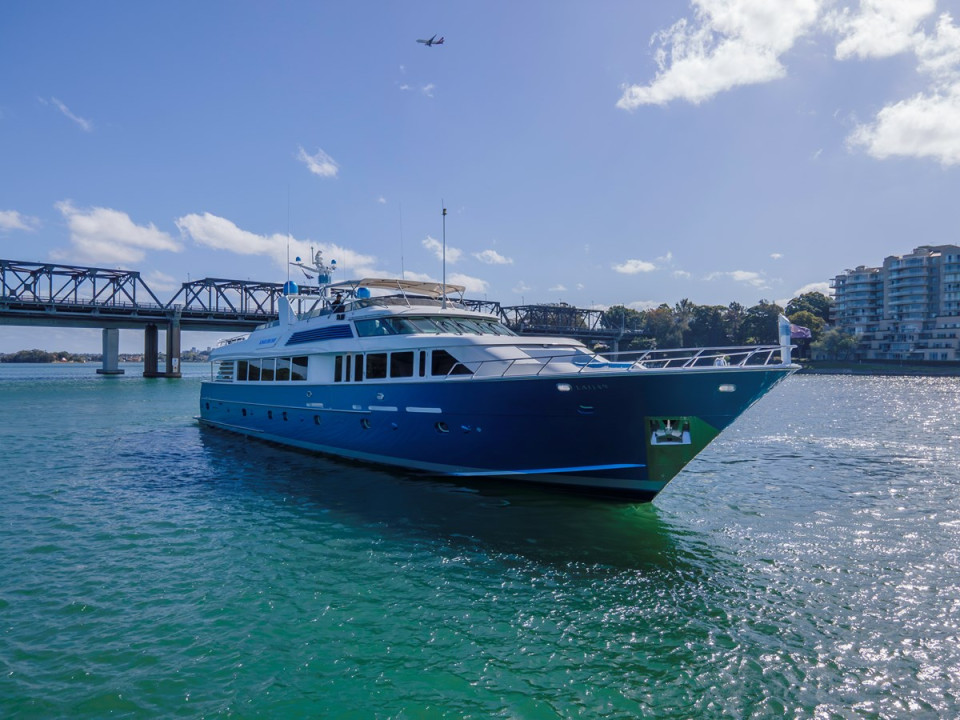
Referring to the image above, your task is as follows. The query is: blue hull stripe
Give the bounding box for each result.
[451,463,644,477]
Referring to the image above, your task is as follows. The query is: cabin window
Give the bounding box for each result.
[344,354,352,382]
[247,360,261,382]
[334,355,343,382]
[292,356,308,381]
[260,358,275,382]
[431,349,472,376]
[436,318,463,334]
[453,319,484,335]
[233,360,247,381]
[215,360,235,381]
[409,317,442,333]
[276,357,292,381]
[390,351,414,378]
[367,353,388,379]
[355,319,395,337]
[354,354,364,382]
[418,351,426,377]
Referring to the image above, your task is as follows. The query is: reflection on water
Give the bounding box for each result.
[196,425,689,571]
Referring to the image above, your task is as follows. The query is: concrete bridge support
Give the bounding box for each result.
[96,328,124,375]
[165,317,181,378]
[144,324,159,376]
[143,321,181,378]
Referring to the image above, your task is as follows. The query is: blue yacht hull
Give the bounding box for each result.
[199,365,793,500]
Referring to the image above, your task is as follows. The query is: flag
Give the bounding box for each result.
[790,324,812,340]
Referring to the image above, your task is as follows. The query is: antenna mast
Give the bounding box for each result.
[399,203,406,280]
[441,202,447,309]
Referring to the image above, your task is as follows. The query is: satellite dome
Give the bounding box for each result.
[356,287,371,299]
[283,280,299,295]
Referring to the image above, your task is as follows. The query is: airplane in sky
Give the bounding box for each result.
[416,34,444,47]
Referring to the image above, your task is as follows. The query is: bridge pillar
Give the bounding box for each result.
[165,318,182,378]
[144,324,159,376]
[96,328,124,375]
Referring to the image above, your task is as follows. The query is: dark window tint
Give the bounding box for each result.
[367,353,387,379]
[390,351,414,378]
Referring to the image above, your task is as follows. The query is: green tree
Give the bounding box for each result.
[688,305,728,347]
[644,304,681,348]
[786,292,833,324]
[724,302,747,344]
[601,305,645,332]
[741,300,783,344]
[787,310,826,342]
[812,328,858,360]
[673,298,696,347]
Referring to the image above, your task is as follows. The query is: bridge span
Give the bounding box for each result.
[0,259,643,377]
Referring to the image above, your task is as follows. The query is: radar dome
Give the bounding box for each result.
[356,287,371,299]
[283,280,299,295]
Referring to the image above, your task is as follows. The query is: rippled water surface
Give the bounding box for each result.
[2,364,959,718]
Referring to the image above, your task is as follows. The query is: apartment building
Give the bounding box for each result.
[830,245,960,361]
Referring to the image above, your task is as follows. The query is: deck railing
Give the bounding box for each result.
[451,344,790,379]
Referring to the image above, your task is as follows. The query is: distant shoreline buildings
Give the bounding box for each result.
[831,245,960,362]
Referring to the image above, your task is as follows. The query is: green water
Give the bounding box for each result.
[1,364,958,717]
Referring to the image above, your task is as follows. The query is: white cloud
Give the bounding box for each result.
[673,269,692,278]
[144,270,180,293]
[176,211,378,276]
[916,12,960,83]
[549,284,568,292]
[513,281,532,294]
[828,0,935,60]
[628,300,665,311]
[377,196,387,204]
[53,201,181,266]
[613,258,657,274]
[422,235,463,263]
[421,83,435,97]
[705,269,769,288]
[617,0,823,108]
[473,248,513,264]
[844,11,960,165]
[792,280,833,297]
[848,88,960,165]
[448,272,488,294]
[41,97,93,131]
[770,252,784,259]
[297,146,339,177]
[0,210,40,232]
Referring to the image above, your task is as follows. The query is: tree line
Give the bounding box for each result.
[600,291,834,351]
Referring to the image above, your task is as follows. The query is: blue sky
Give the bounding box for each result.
[3,0,960,352]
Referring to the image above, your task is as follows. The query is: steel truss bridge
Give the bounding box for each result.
[0,259,643,377]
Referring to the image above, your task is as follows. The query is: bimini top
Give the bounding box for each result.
[324,278,466,300]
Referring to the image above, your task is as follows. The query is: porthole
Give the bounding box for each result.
[556,383,572,392]
[242,408,247,417]
[435,421,449,433]
[314,415,321,425]
[267,410,273,419]
[719,384,736,393]
[205,402,210,410]
[282,411,288,421]
[361,418,372,430]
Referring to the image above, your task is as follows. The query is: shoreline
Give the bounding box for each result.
[797,362,960,377]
